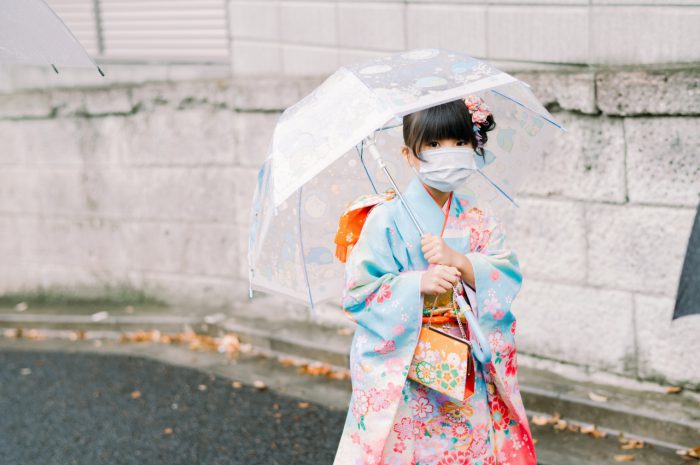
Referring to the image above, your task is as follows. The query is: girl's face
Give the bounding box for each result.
[401,137,471,170]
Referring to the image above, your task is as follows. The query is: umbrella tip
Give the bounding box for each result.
[97,65,105,77]
[51,64,59,74]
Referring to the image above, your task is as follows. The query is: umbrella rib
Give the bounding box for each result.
[488,88,567,132]
[356,142,378,194]
[475,169,520,208]
[297,186,316,315]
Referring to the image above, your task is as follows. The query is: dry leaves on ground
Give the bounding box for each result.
[665,386,683,394]
[676,446,700,460]
[618,434,644,450]
[119,329,246,358]
[531,413,607,438]
[613,454,635,462]
[3,328,48,340]
[278,355,351,381]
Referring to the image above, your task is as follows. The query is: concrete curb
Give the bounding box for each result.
[1,305,698,451]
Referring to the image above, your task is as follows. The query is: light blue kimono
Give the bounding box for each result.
[332,176,537,465]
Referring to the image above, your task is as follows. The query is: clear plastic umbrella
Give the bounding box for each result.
[248,48,567,311]
[0,0,103,75]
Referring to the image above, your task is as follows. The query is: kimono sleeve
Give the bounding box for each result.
[462,204,533,433]
[464,205,523,327]
[340,202,424,344]
[334,202,425,462]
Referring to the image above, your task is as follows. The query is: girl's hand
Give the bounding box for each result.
[421,234,460,267]
[420,264,461,296]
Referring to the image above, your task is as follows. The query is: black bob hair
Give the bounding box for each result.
[402,98,496,161]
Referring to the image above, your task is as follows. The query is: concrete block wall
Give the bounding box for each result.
[1,65,698,389]
[504,69,700,387]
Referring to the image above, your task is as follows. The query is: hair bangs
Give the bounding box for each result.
[404,100,473,159]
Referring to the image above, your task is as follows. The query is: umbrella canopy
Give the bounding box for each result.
[249,48,567,308]
[0,0,103,75]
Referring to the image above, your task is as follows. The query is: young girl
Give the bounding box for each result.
[332,96,537,465]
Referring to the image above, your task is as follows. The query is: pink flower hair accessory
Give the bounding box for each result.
[462,94,491,150]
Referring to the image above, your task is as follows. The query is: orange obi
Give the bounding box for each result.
[334,189,396,263]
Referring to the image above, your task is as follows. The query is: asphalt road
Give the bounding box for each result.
[0,347,688,465]
[0,350,345,465]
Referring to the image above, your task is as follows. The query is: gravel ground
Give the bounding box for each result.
[0,350,345,465]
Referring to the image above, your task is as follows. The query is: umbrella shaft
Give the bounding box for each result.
[380,165,425,236]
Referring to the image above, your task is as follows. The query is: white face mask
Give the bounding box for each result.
[412,146,478,192]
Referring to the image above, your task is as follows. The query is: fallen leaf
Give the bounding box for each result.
[277,357,296,367]
[69,330,86,341]
[554,420,568,430]
[297,402,310,409]
[580,424,607,438]
[328,369,351,380]
[130,390,142,399]
[299,361,332,376]
[3,328,19,338]
[613,454,635,462]
[231,381,243,389]
[620,439,644,450]
[188,334,218,352]
[24,329,46,340]
[676,446,700,459]
[531,415,553,426]
[163,427,173,434]
[91,311,109,322]
[253,380,267,390]
[217,334,241,356]
[588,391,608,402]
[665,386,683,394]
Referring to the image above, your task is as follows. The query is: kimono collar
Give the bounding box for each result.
[403,176,457,237]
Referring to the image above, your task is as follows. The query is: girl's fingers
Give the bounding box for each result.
[439,269,460,285]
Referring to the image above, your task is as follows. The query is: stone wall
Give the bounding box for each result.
[228,0,700,76]
[1,64,698,388]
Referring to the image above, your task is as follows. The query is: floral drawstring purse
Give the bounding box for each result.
[407,285,476,402]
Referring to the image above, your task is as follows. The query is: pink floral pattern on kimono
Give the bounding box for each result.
[332,176,537,465]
